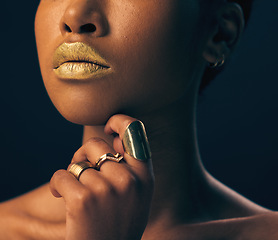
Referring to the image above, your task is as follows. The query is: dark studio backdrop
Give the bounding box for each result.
[1,0,278,210]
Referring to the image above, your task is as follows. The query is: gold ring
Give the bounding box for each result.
[95,153,123,170]
[68,161,94,180]
[122,120,151,161]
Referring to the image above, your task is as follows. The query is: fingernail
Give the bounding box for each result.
[122,120,151,161]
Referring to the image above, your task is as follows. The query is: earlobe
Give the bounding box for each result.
[203,2,245,66]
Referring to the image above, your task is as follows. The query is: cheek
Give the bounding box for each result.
[35,1,62,40]
[35,2,62,77]
[108,1,200,111]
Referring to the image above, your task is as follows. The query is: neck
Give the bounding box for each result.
[83,90,209,227]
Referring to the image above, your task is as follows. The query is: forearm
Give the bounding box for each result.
[0,204,65,240]
[0,184,66,240]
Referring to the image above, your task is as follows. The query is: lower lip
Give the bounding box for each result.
[53,62,111,80]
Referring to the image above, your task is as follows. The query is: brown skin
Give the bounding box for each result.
[35,0,202,125]
[50,115,154,240]
[0,0,277,239]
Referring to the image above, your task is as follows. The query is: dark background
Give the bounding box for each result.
[1,0,278,210]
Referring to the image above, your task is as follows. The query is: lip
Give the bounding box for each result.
[52,42,111,80]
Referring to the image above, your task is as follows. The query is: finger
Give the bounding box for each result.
[71,137,116,166]
[112,135,125,155]
[50,169,87,200]
[75,167,116,198]
[104,114,137,139]
[50,169,116,213]
[105,114,152,165]
[69,137,128,182]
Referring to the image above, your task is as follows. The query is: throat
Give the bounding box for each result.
[139,107,209,226]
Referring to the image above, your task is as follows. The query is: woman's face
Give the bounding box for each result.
[35,0,206,125]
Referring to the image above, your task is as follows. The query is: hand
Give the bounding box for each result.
[49,114,154,240]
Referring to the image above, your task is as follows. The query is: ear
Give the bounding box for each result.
[203,2,245,65]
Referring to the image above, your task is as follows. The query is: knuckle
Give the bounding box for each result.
[72,150,81,161]
[93,181,114,197]
[83,137,108,151]
[119,173,141,193]
[74,188,93,204]
[67,189,95,215]
[51,169,67,182]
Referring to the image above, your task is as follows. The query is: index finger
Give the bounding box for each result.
[104,114,137,139]
[104,114,152,163]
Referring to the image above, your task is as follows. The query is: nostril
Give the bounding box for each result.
[64,24,72,32]
[80,23,96,33]
[62,23,97,34]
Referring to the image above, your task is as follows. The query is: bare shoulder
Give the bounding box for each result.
[238,212,278,240]
[161,213,278,240]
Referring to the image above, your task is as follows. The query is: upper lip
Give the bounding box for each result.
[53,42,110,69]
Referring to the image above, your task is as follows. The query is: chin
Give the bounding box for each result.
[45,86,121,126]
[55,104,115,126]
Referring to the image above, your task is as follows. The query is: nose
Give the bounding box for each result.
[60,0,108,37]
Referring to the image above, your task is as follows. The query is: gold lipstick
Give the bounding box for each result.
[53,42,111,80]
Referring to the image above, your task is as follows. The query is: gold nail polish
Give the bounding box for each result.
[122,121,151,161]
